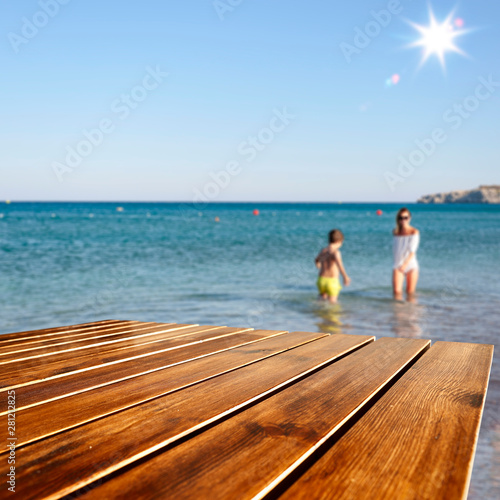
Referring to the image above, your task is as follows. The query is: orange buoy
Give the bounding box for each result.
[214,216,220,222]
[376,209,383,216]
[253,209,260,216]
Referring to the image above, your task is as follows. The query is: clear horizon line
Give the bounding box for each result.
[1,200,417,204]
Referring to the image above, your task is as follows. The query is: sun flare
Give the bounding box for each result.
[409,9,468,70]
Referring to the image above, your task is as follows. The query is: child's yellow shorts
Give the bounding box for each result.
[317,276,342,297]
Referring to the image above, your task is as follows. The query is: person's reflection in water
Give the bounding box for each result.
[391,297,424,338]
[314,302,344,334]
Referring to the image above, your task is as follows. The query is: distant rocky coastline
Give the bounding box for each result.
[417,185,500,204]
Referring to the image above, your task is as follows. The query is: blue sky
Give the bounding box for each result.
[1,0,499,202]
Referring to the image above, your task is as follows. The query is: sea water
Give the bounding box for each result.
[1,202,499,497]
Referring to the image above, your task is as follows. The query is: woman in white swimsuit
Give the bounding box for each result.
[392,207,420,299]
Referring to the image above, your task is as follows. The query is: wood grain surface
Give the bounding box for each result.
[0,319,126,342]
[0,321,158,353]
[0,330,288,414]
[0,325,238,389]
[2,320,492,500]
[76,337,429,500]
[277,341,494,500]
[0,330,322,449]
[8,333,373,500]
[0,322,202,361]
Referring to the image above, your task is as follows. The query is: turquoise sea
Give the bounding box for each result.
[1,202,499,498]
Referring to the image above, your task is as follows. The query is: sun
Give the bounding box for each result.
[408,9,468,70]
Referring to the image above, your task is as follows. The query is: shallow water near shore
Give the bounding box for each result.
[1,201,499,498]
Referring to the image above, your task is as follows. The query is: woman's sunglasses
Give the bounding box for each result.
[398,215,410,221]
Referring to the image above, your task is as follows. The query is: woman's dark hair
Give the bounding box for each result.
[329,229,344,244]
[395,207,411,233]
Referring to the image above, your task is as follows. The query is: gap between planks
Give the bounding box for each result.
[0,323,201,363]
[73,337,429,500]
[276,341,494,500]
[0,321,160,352]
[0,330,323,449]
[0,319,126,342]
[8,334,374,500]
[0,329,288,414]
[0,326,252,391]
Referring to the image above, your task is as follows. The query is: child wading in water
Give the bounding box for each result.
[315,229,351,303]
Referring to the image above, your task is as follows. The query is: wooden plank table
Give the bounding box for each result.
[0,320,493,500]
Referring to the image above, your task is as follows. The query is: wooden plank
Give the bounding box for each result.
[277,341,494,500]
[0,330,324,449]
[0,325,238,390]
[0,329,289,414]
[75,337,430,500]
[0,319,126,342]
[0,323,199,362]
[0,321,155,349]
[0,322,167,356]
[0,324,212,371]
[0,321,218,359]
[8,333,374,500]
